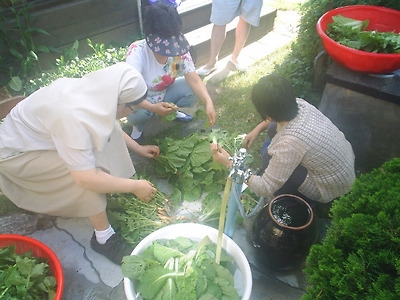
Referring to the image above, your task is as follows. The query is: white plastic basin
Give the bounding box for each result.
[123,223,252,300]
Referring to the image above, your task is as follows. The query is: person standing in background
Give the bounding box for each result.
[197,0,263,76]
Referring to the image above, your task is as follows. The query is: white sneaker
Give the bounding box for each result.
[229,58,247,72]
[196,66,217,76]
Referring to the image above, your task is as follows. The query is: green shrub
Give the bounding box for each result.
[0,0,55,91]
[302,157,400,299]
[24,39,128,95]
[277,0,400,105]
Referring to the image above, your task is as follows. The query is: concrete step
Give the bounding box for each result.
[179,0,212,34]
[183,3,277,67]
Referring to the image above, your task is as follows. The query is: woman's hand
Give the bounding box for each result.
[205,101,216,126]
[123,131,159,158]
[152,102,176,116]
[135,145,160,158]
[242,129,259,149]
[184,72,217,126]
[242,120,270,149]
[132,179,157,202]
[138,100,175,116]
[210,143,232,168]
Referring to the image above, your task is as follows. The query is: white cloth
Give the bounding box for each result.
[126,40,195,104]
[0,62,146,154]
[32,62,146,151]
[0,62,146,169]
[0,150,108,217]
[210,0,263,27]
[249,99,356,203]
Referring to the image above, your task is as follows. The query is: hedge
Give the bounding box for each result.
[302,157,400,299]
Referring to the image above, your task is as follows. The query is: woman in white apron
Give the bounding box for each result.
[0,62,160,264]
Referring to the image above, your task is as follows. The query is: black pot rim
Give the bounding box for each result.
[268,194,314,230]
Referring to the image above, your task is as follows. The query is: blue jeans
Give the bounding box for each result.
[127,77,197,132]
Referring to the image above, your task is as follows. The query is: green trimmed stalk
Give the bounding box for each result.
[216,177,232,264]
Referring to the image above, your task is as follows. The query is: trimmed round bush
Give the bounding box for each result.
[302,157,400,299]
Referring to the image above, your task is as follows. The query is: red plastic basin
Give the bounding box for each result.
[316,5,400,74]
[0,234,64,300]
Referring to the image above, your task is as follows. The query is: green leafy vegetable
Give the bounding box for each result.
[326,15,400,53]
[162,112,177,122]
[107,184,185,246]
[154,130,245,203]
[155,132,228,203]
[0,245,57,299]
[199,192,223,227]
[208,129,246,155]
[122,236,240,300]
[161,104,178,123]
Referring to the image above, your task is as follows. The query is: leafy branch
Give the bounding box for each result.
[0,0,56,92]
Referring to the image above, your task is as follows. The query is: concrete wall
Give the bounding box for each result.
[1,0,141,71]
[29,0,141,65]
[3,0,213,70]
[319,83,400,173]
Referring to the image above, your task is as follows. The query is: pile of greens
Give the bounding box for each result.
[0,245,57,299]
[327,15,400,53]
[106,173,253,245]
[154,129,245,203]
[122,236,240,300]
[107,187,183,247]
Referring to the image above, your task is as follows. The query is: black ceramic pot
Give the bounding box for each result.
[251,194,318,271]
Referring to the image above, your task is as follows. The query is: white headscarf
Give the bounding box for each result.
[30,62,146,151]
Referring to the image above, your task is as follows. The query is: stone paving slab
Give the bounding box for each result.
[22,217,124,299]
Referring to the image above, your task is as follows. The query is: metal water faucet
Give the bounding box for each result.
[224,148,253,238]
[228,148,252,184]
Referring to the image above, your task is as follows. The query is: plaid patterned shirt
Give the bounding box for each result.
[250,99,355,203]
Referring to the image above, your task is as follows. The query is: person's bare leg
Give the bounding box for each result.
[89,210,110,231]
[231,17,251,64]
[203,24,227,69]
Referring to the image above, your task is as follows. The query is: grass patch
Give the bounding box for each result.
[206,43,293,167]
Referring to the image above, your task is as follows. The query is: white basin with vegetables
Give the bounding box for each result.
[123,223,252,300]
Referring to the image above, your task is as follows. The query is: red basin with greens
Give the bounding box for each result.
[317,5,400,74]
[0,234,64,300]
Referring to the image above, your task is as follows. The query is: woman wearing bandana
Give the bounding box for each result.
[0,63,160,264]
[126,1,216,143]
